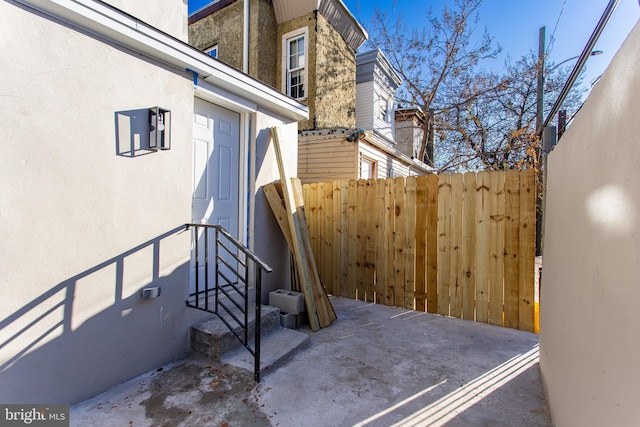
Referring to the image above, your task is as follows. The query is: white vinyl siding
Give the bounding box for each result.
[373,83,395,141]
[355,80,374,130]
[298,136,358,183]
[359,144,411,179]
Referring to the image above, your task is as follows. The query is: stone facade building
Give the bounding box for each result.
[189,0,433,180]
[189,0,366,131]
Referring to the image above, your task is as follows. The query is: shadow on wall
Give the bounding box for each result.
[115,109,156,157]
[0,226,196,404]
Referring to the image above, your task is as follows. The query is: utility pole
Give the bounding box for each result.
[535,26,545,256]
[536,26,545,133]
[558,110,567,139]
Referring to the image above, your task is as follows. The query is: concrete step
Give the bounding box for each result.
[221,327,310,376]
[190,305,281,361]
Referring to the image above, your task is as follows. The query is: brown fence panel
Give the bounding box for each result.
[301,169,537,332]
[426,174,439,314]
[519,169,537,332]
[415,176,428,311]
[450,173,464,318]
[504,170,521,329]
[437,174,451,316]
[475,171,490,323]
[384,178,395,305]
[489,171,506,326]
[462,172,477,320]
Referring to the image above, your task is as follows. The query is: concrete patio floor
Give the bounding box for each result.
[71,296,551,426]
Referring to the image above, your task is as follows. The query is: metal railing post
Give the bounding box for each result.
[214,227,219,315]
[204,227,209,311]
[194,227,199,309]
[254,268,262,382]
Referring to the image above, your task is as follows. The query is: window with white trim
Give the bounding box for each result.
[282,28,308,100]
[205,44,218,58]
[360,157,377,179]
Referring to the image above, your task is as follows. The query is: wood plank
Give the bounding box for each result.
[340,180,349,297]
[291,177,337,327]
[393,177,406,308]
[426,174,439,313]
[263,183,294,250]
[462,172,477,321]
[504,170,520,329]
[475,171,490,323]
[364,179,376,302]
[374,179,387,304]
[270,127,321,331]
[324,181,335,294]
[385,178,396,305]
[519,169,536,332]
[347,179,358,299]
[415,175,428,312]
[306,182,319,272]
[488,171,506,326]
[449,173,464,318]
[437,174,452,316]
[356,179,367,300]
[332,180,342,297]
[404,176,417,309]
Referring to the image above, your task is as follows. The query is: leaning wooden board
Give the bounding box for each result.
[268,127,336,330]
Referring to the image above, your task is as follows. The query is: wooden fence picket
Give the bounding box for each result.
[437,174,452,316]
[504,170,521,329]
[426,174,439,314]
[449,173,464,318]
[462,172,476,320]
[415,175,428,312]
[300,169,537,333]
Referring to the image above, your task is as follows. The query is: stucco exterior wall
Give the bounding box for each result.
[248,0,278,86]
[105,0,188,41]
[250,111,298,301]
[0,1,204,404]
[189,0,244,70]
[277,12,316,130]
[314,12,356,129]
[189,0,277,86]
[540,21,640,427]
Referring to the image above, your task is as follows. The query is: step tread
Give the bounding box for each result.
[221,327,310,375]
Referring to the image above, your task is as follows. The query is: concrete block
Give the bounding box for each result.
[280,313,296,329]
[269,289,305,315]
[280,312,309,330]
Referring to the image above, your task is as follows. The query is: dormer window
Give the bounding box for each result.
[282,28,308,100]
[378,95,393,124]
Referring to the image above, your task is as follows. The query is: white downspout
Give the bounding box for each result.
[243,0,249,74]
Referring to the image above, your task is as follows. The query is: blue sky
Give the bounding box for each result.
[188,0,639,90]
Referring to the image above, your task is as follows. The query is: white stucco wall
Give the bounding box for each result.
[250,110,298,302]
[540,21,640,426]
[0,1,204,404]
[104,0,188,42]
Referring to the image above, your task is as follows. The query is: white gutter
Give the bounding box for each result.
[16,0,308,122]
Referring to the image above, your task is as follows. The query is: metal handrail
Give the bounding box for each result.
[185,223,273,272]
[185,223,272,381]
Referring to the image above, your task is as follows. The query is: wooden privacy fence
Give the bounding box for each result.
[301,169,538,332]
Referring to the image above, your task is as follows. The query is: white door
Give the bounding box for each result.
[192,100,241,294]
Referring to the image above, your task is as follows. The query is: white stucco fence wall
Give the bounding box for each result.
[540,21,640,426]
